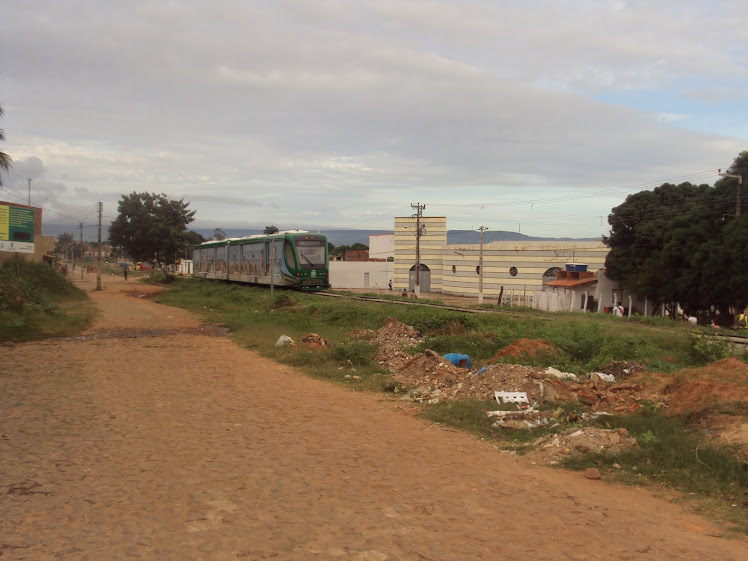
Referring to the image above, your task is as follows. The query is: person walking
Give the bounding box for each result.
[388,279,393,291]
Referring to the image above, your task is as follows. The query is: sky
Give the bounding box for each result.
[1,0,746,240]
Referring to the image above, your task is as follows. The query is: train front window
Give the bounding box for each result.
[295,239,326,270]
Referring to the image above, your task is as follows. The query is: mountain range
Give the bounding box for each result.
[43,224,599,247]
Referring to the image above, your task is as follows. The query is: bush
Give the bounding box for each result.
[689,334,731,365]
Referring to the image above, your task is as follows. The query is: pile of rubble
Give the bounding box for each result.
[350,317,424,371]
[524,426,639,464]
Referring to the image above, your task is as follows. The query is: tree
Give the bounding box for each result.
[604,151,748,318]
[55,232,76,259]
[263,225,279,235]
[182,230,206,259]
[0,105,11,185]
[603,182,706,305]
[212,228,226,241]
[109,192,196,268]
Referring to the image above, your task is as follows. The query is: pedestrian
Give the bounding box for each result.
[124,266,128,281]
[732,310,748,330]
[613,304,624,317]
[401,288,407,297]
[388,279,392,291]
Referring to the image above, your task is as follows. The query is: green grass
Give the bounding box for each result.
[0,260,96,341]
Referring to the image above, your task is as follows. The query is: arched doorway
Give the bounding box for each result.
[542,267,561,284]
[409,264,431,292]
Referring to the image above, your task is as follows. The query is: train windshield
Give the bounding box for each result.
[295,239,326,270]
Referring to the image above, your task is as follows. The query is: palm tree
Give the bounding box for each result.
[0,105,11,185]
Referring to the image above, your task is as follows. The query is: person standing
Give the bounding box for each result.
[123,266,128,281]
[388,279,393,291]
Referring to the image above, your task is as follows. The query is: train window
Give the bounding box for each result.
[295,239,326,270]
[285,243,296,268]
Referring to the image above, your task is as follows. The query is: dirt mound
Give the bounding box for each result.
[596,361,647,379]
[391,350,464,391]
[490,339,556,361]
[524,427,639,465]
[300,333,330,348]
[664,358,748,415]
[372,317,423,372]
[446,363,548,402]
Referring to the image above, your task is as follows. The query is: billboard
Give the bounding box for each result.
[0,203,35,254]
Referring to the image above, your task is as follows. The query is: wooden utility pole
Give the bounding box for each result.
[96,202,102,290]
[411,203,425,297]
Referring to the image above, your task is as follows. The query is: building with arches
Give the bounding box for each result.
[393,216,620,311]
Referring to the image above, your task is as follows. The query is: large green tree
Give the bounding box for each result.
[0,105,11,184]
[109,192,196,267]
[604,151,747,317]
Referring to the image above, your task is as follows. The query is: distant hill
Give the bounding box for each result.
[43,224,597,247]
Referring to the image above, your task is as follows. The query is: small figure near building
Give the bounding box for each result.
[123,267,128,281]
[388,279,392,291]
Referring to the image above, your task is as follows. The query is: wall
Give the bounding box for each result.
[369,233,394,260]
[329,261,394,290]
[393,216,447,292]
[440,240,609,300]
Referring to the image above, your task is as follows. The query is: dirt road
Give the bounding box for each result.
[1,276,745,560]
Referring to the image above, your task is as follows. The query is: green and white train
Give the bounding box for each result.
[192,230,329,290]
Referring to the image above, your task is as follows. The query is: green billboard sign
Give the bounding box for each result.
[0,203,35,254]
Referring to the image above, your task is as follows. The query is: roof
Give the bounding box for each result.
[545,278,598,288]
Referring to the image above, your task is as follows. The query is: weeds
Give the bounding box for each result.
[0,261,94,341]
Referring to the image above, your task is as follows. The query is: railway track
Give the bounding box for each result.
[318,291,748,348]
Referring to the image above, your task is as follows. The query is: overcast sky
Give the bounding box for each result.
[1,0,746,239]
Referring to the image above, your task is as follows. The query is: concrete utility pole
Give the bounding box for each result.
[27,179,31,205]
[718,169,743,217]
[96,202,102,291]
[411,203,426,297]
[477,226,487,305]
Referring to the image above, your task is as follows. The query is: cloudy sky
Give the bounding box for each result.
[1,0,746,239]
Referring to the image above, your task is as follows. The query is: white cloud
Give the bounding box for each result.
[0,0,746,238]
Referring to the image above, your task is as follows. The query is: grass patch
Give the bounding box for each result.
[0,260,95,341]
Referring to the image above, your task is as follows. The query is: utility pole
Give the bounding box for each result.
[411,203,426,297]
[96,202,102,290]
[718,169,743,217]
[477,226,487,305]
[79,222,84,280]
[27,179,31,205]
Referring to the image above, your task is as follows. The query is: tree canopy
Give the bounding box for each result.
[0,105,11,185]
[263,225,279,235]
[604,151,748,316]
[109,192,196,265]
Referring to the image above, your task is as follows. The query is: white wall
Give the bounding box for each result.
[369,233,394,259]
[329,261,395,290]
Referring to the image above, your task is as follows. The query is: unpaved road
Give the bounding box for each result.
[1,277,745,560]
